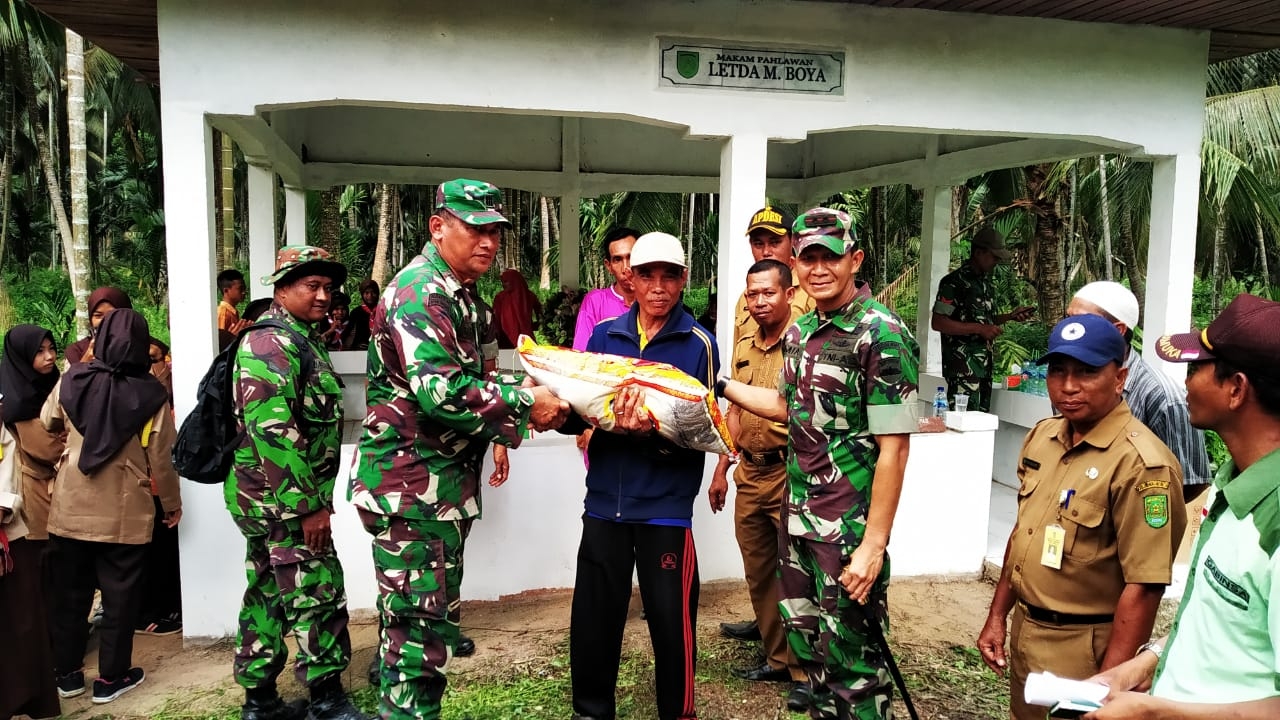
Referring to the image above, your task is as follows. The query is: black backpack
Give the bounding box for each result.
[172,319,316,484]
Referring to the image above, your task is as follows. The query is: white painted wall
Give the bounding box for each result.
[182,425,998,639]
[158,0,1207,157]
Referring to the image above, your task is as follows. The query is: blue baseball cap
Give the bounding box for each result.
[1038,314,1127,367]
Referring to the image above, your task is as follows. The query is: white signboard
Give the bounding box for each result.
[659,39,844,95]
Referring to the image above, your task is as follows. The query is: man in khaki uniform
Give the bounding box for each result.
[722,207,814,647]
[709,259,809,712]
[978,314,1186,720]
[732,207,814,346]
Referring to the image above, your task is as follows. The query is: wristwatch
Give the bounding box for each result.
[715,377,730,395]
[1137,641,1163,659]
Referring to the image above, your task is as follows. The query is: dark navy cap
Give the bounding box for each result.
[1038,314,1127,367]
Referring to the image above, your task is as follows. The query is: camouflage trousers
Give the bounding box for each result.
[945,374,992,413]
[231,515,352,689]
[778,534,893,720]
[359,510,472,720]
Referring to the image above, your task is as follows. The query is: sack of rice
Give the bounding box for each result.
[516,335,735,455]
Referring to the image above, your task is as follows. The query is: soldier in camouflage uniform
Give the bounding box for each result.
[721,208,919,720]
[227,246,366,720]
[931,227,1034,412]
[349,179,570,720]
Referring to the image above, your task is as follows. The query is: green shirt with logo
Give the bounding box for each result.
[1153,449,1280,703]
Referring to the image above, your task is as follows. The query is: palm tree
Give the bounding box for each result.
[1198,84,1280,307]
[66,27,90,335]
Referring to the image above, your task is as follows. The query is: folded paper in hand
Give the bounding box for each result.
[517,335,735,455]
[1024,671,1106,713]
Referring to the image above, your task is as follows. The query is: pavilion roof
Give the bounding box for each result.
[29,0,1280,84]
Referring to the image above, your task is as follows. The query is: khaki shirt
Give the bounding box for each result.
[1008,401,1186,615]
[733,284,813,347]
[732,327,790,456]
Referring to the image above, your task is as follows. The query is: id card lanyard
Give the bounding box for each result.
[1041,488,1074,570]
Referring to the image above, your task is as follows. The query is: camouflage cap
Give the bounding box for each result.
[436,179,510,226]
[792,207,857,256]
[261,245,348,287]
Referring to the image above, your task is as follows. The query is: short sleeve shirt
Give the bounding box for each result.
[1153,450,1280,704]
[932,262,996,381]
[1008,402,1187,615]
[781,281,920,546]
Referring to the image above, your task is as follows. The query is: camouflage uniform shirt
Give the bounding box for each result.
[933,261,996,381]
[349,242,534,521]
[226,302,344,519]
[781,281,920,546]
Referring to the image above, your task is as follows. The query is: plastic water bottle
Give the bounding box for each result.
[933,386,948,420]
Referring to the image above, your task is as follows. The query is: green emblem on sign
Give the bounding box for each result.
[676,51,700,79]
[1144,495,1169,529]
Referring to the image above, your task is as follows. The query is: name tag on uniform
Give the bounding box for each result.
[1041,524,1065,569]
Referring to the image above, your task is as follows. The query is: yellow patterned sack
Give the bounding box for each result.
[517,335,734,455]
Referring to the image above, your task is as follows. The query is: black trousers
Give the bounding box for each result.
[140,496,182,622]
[570,516,700,720]
[49,535,147,680]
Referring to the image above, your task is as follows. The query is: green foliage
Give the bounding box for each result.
[2,267,74,349]
[995,321,1050,376]
[1,265,170,352]
[1204,430,1230,473]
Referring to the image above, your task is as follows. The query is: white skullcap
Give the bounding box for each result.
[1073,281,1139,329]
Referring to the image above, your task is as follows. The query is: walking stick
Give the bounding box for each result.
[852,595,922,720]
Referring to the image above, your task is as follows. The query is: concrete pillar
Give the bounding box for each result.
[284,184,307,246]
[558,194,581,290]
[1145,153,1201,381]
[716,134,768,363]
[162,105,240,640]
[161,108,218,423]
[247,163,278,300]
[917,185,952,376]
[558,118,582,291]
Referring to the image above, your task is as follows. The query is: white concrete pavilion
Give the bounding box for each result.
[34,0,1280,640]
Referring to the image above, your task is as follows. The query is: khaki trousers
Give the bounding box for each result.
[1008,603,1113,720]
[733,459,804,682]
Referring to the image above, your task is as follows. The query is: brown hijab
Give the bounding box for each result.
[65,287,133,365]
[60,309,168,475]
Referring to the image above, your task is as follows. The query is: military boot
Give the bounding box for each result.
[242,687,307,720]
[305,677,369,720]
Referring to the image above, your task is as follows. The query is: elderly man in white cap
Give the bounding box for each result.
[1068,281,1212,499]
[559,231,721,720]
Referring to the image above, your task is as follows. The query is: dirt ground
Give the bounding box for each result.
[56,577,1001,720]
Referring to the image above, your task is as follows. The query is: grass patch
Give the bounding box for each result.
[896,642,1008,720]
[112,628,1023,720]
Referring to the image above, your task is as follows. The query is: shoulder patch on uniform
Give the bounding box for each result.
[1136,479,1171,493]
[1144,495,1170,528]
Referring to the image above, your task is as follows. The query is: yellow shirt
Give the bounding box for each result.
[218,300,240,333]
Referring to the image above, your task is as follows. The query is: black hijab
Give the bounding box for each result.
[0,324,60,426]
[60,309,169,475]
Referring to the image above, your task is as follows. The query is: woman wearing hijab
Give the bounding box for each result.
[134,336,183,636]
[0,325,64,550]
[42,309,182,704]
[0,408,61,720]
[343,278,379,350]
[64,287,132,365]
[492,268,542,349]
